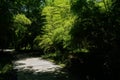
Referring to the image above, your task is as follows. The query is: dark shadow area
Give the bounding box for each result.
[0,52,17,80]
[66,52,120,80]
[16,70,70,80]
[13,50,44,60]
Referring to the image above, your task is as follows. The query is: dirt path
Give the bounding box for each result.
[13,57,69,80]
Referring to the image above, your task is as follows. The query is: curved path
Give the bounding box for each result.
[14,57,62,72]
[13,57,69,80]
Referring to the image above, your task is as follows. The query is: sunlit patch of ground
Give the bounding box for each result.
[13,57,70,80]
[14,57,62,72]
[0,49,15,52]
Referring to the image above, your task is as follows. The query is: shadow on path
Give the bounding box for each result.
[16,69,69,80]
[13,56,70,80]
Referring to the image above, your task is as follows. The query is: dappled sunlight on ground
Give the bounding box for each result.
[13,57,70,80]
[14,57,62,72]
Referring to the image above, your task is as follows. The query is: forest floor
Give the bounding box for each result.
[13,55,70,80]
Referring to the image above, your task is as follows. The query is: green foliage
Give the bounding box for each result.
[0,0,45,49]
[70,0,120,53]
[20,0,45,50]
[0,64,12,74]
[14,14,31,25]
[13,14,31,49]
[38,0,75,54]
[13,14,31,37]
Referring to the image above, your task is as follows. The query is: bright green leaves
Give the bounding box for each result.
[53,0,70,6]
[13,14,31,37]
[39,0,75,53]
[14,14,31,25]
[13,14,31,49]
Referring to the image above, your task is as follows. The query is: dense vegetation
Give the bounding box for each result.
[0,0,120,80]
